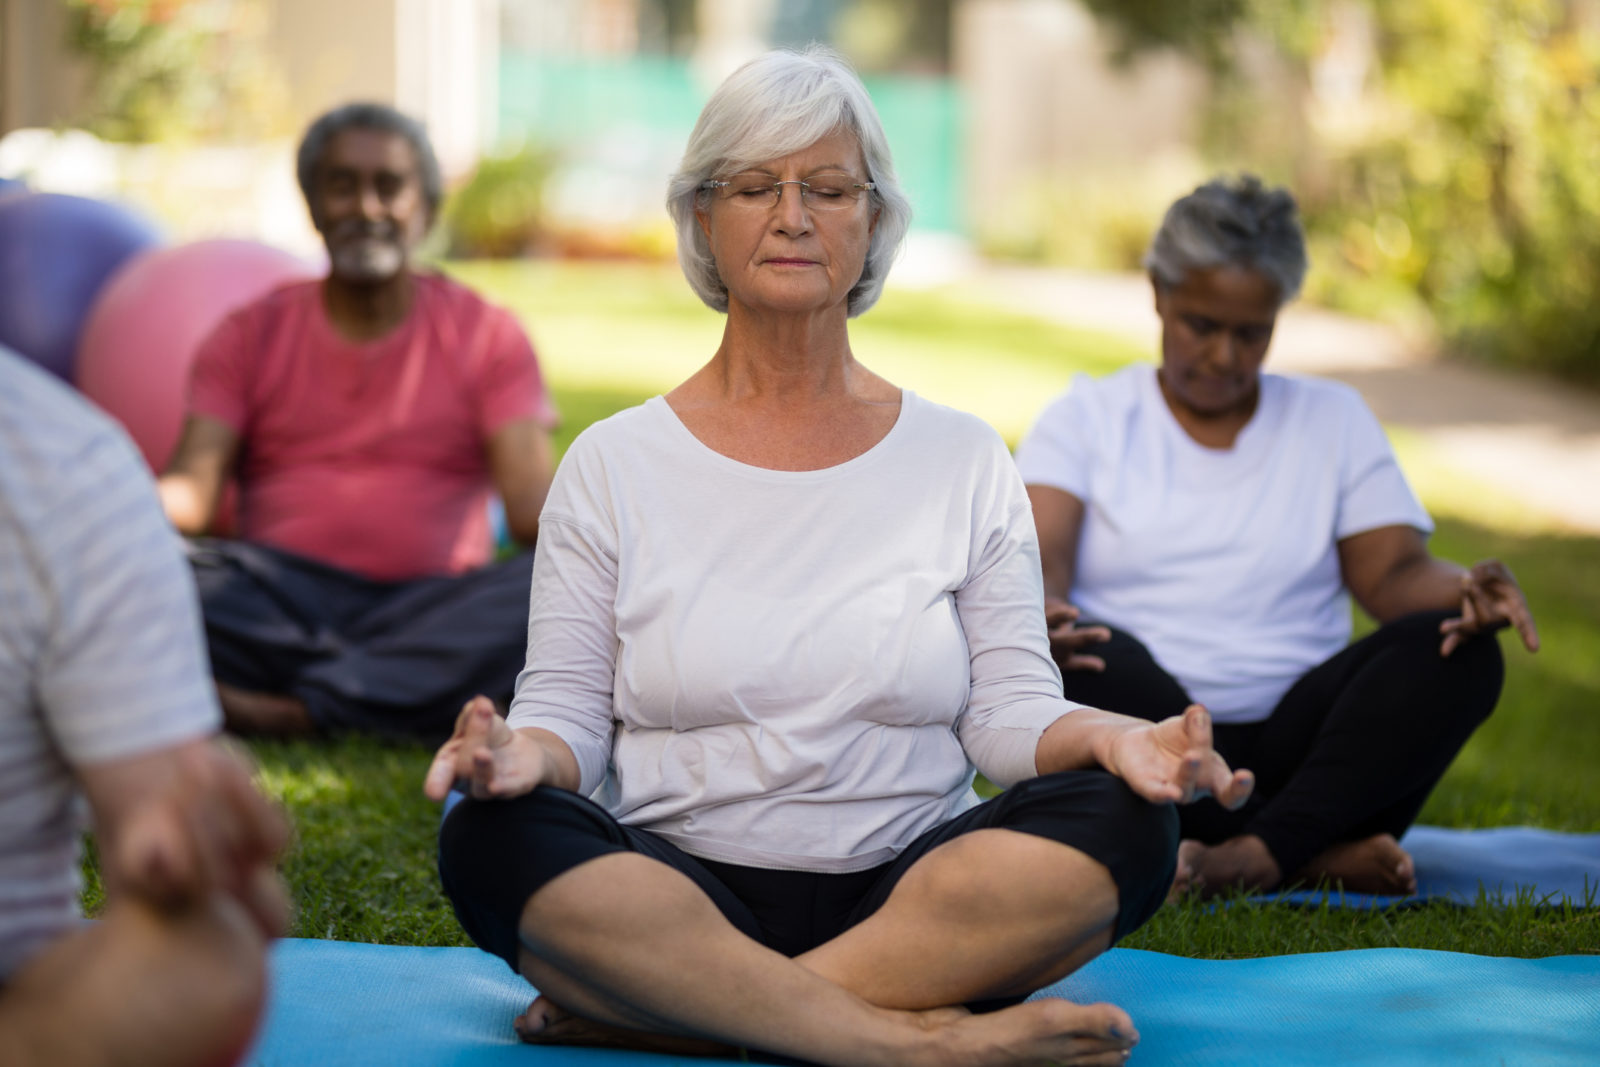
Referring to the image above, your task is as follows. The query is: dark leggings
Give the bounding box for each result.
[187,538,533,743]
[1059,610,1504,877]
[439,770,1177,1006]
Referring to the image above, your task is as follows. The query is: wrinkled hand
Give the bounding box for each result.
[1441,559,1539,657]
[424,695,548,803]
[114,740,291,939]
[1045,597,1111,672]
[1103,704,1254,809]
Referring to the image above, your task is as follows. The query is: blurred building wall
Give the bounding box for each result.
[267,0,498,179]
[955,0,1207,235]
[0,0,89,133]
[0,0,500,252]
[0,0,498,179]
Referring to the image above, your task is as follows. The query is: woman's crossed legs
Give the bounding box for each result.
[1059,610,1504,895]
[439,771,1176,1066]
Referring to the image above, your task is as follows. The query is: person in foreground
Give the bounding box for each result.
[426,49,1252,1066]
[0,347,289,1067]
[158,102,558,742]
[1015,175,1540,898]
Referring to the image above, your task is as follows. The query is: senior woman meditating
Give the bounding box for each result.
[426,49,1251,1066]
[1016,175,1539,900]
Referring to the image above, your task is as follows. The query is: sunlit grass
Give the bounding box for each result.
[444,259,1148,444]
[1387,427,1582,538]
[87,261,1598,959]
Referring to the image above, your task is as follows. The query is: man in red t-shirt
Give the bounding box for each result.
[159,103,557,741]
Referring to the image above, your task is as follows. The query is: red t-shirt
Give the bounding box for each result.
[188,274,557,580]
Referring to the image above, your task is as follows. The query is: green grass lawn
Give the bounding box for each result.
[91,260,1600,960]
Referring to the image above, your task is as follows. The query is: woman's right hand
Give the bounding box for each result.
[424,696,553,803]
[1045,597,1111,672]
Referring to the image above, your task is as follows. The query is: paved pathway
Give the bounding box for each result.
[968,266,1600,536]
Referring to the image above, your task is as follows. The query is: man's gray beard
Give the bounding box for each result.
[330,239,406,284]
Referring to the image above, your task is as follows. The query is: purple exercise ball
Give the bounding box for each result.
[0,191,163,380]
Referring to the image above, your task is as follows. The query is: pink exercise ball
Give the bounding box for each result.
[76,239,317,474]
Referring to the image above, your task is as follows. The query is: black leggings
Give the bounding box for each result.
[439,770,1177,1005]
[1058,610,1504,876]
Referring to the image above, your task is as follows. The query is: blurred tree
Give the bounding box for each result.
[63,0,288,143]
[443,144,557,258]
[833,0,954,73]
[1079,0,1600,384]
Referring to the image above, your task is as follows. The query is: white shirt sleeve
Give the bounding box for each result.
[35,432,220,764]
[1014,377,1095,499]
[506,444,619,796]
[1334,389,1434,540]
[954,465,1085,789]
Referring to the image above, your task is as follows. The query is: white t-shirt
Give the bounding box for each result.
[508,392,1081,873]
[1014,365,1432,724]
[0,350,220,981]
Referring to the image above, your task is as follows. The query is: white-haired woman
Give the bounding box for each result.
[1018,176,1539,899]
[427,50,1251,1066]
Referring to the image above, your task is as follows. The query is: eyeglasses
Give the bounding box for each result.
[701,172,876,212]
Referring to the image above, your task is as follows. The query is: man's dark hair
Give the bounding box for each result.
[296,102,443,221]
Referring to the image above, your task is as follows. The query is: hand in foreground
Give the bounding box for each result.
[1440,559,1540,657]
[1044,597,1111,672]
[113,740,291,939]
[1102,704,1254,809]
[424,695,549,803]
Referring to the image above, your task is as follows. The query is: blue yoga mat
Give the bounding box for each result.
[246,940,1600,1066]
[1265,825,1600,909]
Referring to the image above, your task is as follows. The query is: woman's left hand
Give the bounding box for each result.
[1102,704,1254,809]
[1440,559,1540,657]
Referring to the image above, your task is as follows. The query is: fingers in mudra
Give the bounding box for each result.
[1175,705,1253,810]
[424,695,498,801]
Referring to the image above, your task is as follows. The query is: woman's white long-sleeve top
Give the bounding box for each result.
[507,392,1082,872]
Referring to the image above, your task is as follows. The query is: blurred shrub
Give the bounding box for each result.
[64,0,288,143]
[973,157,1205,273]
[1085,0,1600,384]
[1311,0,1600,384]
[443,145,557,259]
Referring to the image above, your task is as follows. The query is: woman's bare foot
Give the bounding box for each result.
[1167,839,1207,900]
[1296,834,1417,896]
[513,995,739,1057]
[217,684,315,738]
[515,992,1136,1066]
[937,997,1137,1066]
[1182,835,1283,897]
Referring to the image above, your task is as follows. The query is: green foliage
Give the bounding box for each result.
[442,144,559,259]
[63,0,287,143]
[1267,0,1600,384]
[1077,0,1254,67]
[1084,0,1600,383]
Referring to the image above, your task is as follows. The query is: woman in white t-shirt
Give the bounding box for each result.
[1016,176,1540,899]
[423,48,1252,1067]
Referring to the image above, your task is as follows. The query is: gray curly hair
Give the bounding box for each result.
[297,102,443,225]
[666,46,913,317]
[1144,174,1308,303]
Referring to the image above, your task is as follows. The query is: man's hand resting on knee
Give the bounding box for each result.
[86,739,291,937]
